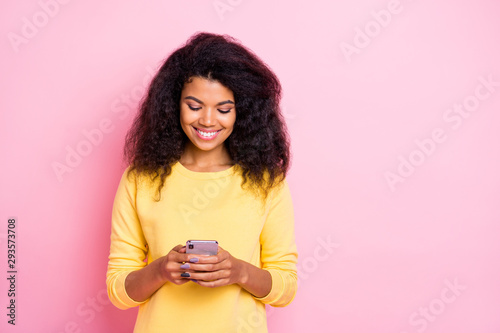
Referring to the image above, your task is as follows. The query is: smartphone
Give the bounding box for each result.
[186,240,218,255]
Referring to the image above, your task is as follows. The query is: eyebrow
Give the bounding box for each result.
[184,96,234,106]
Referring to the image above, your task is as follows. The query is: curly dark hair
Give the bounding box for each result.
[124,32,291,201]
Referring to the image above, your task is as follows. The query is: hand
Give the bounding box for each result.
[180,245,246,288]
[156,244,194,285]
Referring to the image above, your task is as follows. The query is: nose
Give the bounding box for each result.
[199,107,216,127]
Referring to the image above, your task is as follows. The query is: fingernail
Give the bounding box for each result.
[181,272,190,278]
[180,264,190,269]
[189,258,199,263]
[191,279,198,283]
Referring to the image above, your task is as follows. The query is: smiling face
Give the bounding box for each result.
[179,76,236,155]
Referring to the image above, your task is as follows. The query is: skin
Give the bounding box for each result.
[125,77,272,302]
[178,76,235,172]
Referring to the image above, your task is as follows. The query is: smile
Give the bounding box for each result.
[193,127,222,140]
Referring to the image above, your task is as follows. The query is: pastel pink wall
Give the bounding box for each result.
[1,1,499,332]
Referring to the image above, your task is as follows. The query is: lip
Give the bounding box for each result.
[193,126,222,141]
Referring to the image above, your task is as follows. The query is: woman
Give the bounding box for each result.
[106,32,298,332]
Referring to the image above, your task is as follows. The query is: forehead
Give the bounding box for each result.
[181,77,234,102]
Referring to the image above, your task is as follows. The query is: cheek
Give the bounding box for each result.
[222,114,236,129]
[180,109,194,126]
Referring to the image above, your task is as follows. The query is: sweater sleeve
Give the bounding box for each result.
[254,179,298,307]
[106,167,149,310]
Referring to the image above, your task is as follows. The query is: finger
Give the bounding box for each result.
[179,272,202,280]
[179,262,199,271]
[193,278,228,288]
[187,270,227,282]
[184,254,219,265]
[212,246,229,261]
[174,279,190,285]
[186,262,220,272]
[171,244,185,254]
[169,246,192,263]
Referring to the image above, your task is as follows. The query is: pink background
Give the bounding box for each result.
[1,0,500,332]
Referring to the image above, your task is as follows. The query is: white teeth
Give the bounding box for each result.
[196,129,219,138]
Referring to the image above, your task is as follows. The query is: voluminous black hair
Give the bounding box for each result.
[124,32,291,200]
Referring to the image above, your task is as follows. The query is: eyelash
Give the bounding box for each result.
[188,105,232,114]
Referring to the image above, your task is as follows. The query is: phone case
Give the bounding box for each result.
[186,240,218,255]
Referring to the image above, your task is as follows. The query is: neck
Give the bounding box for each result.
[180,142,233,168]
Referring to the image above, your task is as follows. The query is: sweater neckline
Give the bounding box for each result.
[173,161,237,179]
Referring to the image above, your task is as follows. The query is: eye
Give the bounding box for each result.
[188,105,201,111]
[218,109,232,114]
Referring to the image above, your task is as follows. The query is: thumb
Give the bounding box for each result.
[172,244,185,252]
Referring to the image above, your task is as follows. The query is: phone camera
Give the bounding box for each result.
[188,244,194,249]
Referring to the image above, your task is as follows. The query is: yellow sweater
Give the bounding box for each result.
[106,161,298,333]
